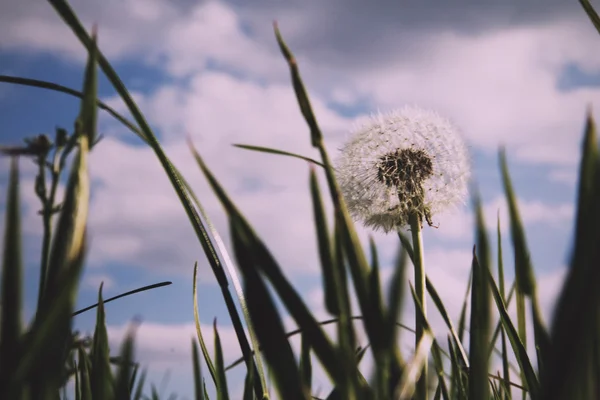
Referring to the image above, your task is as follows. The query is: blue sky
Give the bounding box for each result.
[1,0,599,398]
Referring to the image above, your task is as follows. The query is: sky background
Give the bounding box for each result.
[1,0,599,398]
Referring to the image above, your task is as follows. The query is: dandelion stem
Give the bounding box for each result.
[409,212,428,400]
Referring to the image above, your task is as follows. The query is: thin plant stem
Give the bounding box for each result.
[409,212,427,400]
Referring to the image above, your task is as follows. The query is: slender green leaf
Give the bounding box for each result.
[193,262,217,387]
[114,323,138,399]
[234,144,325,168]
[214,320,230,400]
[0,157,23,394]
[90,284,114,399]
[231,215,309,400]
[299,333,312,392]
[192,338,204,400]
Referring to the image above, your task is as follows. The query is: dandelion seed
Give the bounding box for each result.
[335,106,471,232]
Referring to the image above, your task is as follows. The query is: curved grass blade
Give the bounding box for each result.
[234,144,325,168]
[47,3,268,396]
[457,270,472,344]
[231,216,310,400]
[72,281,172,316]
[485,265,538,399]
[425,277,469,369]
[580,0,600,35]
[499,149,550,374]
[189,141,341,385]
[193,262,217,388]
[77,346,92,400]
[299,333,312,392]
[0,75,145,142]
[0,157,23,395]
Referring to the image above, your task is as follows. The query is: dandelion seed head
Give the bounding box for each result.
[335,106,471,232]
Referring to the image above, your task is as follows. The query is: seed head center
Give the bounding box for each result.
[376,148,433,197]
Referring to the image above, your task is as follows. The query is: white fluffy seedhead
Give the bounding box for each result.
[335,106,471,232]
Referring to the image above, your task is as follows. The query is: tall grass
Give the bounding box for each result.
[1,0,600,398]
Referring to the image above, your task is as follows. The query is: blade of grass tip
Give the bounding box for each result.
[193,262,217,387]
[190,141,341,386]
[496,212,511,400]
[231,215,310,400]
[309,166,338,316]
[129,363,139,395]
[409,284,450,399]
[234,144,325,168]
[0,157,23,394]
[580,0,600,35]
[192,338,204,400]
[115,322,139,399]
[299,333,312,392]
[133,368,148,400]
[213,320,231,400]
[90,283,114,398]
[499,148,550,374]
[485,265,539,399]
[541,108,600,399]
[272,24,373,350]
[425,277,469,369]
[72,281,172,316]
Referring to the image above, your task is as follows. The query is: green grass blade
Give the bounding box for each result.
[189,142,341,385]
[496,213,511,400]
[78,346,92,400]
[457,270,472,344]
[231,216,309,400]
[234,144,325,168]
[485,266,539,399]
[447,335,467,400]
[540,109,600,399]
[409,285,450,400]
[499,149,550,374]
[46,5,268,396]
[114,323,137,399]
[580,0,600,35]
[192,338,204,400]
[72,281,172,316]
[470,190,492,400]
[396,330,434,400]
[90,284,114,399]
[309,166,338,315]
[299,333,312,392]
[425,277,469,368]
[193,262,217,387]
[243,357,255,400]
[133,367,147,400]
[213,321,231,400]
[468,246,490,400]
[77,25,98,147]
[0,157,23,394]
